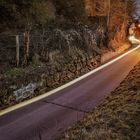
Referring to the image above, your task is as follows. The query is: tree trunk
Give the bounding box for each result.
[16,35,20,67]
[85,0,96,16]
[92,0,96,16]
[23,31,30,65]
[107,0,110,27]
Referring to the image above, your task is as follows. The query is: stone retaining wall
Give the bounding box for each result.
[0,43,131,109]
[101,43,131,63]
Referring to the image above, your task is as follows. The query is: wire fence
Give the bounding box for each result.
[0,25,107,74]
[0,34,47,68]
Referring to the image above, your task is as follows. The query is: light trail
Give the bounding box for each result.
[0,45,140,116]
[128,35,140,44]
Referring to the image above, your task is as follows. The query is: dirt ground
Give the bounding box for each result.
[59,61,140,140]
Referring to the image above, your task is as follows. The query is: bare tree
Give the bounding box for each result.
[85,0,111,17]
[85,0,96,16]
[107,0,110,26]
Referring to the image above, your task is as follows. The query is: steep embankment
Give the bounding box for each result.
[0,21,131,110]
[0,0,132,109]
[0,21,108,109]
[59,61,140,140]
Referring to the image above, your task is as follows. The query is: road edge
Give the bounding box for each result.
[0,45,140,116]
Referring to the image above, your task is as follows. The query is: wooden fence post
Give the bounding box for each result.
[26,31,30,59]
[16,35,20,67]
[107,0,111,27]
[23,31,30,65]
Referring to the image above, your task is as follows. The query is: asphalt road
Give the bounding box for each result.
[0,47,140,140]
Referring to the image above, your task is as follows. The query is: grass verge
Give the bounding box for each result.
[59,62,140,140]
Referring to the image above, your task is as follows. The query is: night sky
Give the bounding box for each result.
[133,0,140,19]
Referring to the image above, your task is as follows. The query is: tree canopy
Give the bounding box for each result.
[0,0,56,29]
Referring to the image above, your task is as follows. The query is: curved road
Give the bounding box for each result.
[0,46,140,140]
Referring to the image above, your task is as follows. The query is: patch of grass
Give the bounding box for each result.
[5,68,25,78]
[32,53,43,67]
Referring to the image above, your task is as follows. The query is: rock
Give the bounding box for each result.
[53,72,60,82]
[68,63,76,73]
[13,83,37,101]
[9,85,17,90]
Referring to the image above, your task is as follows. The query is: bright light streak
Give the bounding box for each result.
[128,35,135,41]
[0,45,140,116]
[128,35,140,44]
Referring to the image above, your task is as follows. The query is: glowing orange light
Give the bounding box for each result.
[138,24,140,28]
[128,35,140,44]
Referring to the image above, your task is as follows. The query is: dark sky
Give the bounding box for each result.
[133,0,140,19]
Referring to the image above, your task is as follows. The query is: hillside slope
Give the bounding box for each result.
[0,0,132,110]
[59,61,140,140]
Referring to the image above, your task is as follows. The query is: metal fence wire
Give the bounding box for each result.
[0,34,46,68]
[0,24,107,72]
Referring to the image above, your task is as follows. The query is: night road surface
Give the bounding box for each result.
[0,46,140,140]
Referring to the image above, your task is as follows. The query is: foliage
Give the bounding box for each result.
[53,0,85,20]
[32,1,55,25]
[0,0,86,28]
[0,0,56,29]
[5,68,25,78]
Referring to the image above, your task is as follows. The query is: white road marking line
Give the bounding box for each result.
[0,45,140,116]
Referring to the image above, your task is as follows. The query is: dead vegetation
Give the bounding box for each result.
[0,0,134,109]
[59,62,140,140]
